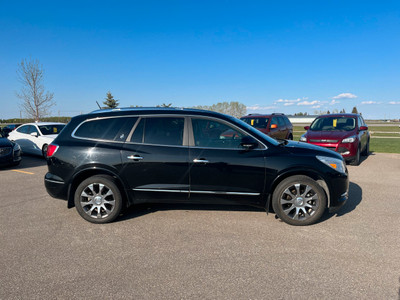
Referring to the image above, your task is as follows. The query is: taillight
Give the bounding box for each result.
[47,143,59,157]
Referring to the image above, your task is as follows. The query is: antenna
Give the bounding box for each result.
[96,101,102,109]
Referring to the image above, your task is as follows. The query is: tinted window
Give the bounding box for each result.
[277,117,286,127]
[39,124,65,135]
[283,116,292,126]
[16,125,29,134]
[192,118,247,148]
[143,117,184,146]
[240,117,268,129]
[271,117,278,127]
[130,118,144,143]
[75,117,137,141]
[29,125,39,135]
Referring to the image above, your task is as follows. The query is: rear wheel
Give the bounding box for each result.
[272,175,327,226]
[74,175,123,223]
[287,133,293,140]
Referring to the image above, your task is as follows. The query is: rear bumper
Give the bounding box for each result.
[44,172,68,200]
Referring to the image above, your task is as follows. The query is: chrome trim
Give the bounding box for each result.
[70,114,268,150]
[133,188,189,193]
[133,188,259,196]
[44,178,65,184]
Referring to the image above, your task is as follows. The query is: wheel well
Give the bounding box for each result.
[67,169,130,208]
[267,170,330,211]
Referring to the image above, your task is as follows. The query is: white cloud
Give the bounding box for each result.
[332,93,357,99]
[330,100,340,105]
[247,105,278,110]
[389,101,400,105]
[312,105,321,108]
[361,101,381,105]
[274,98,302,104]
[283,102,295,106]
[298,100,319,106]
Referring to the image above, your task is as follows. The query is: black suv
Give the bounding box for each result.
[45,108,348,226]
[240,113,293,140]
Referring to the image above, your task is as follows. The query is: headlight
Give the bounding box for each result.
[300,135,307,142]
[342,135,356,143]
[13,143,20,151]
[317,156,346,174]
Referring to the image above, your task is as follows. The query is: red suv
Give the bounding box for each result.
[300,113,370,165]
[240,113,293,140]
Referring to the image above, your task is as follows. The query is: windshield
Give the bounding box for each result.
[38,124,65,135]
[310,117,356,131]
[240,117,269,129]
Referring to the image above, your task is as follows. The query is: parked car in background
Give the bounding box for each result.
[1,123,22,137]
[8,122,66,157]
[300,113,370,166]
[45,107,348,226]
[0,131,21,167]
[240,113,293,140]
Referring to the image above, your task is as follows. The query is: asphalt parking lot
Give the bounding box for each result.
[1,153,399,299]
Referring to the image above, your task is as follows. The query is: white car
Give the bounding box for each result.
[8,122,66,157]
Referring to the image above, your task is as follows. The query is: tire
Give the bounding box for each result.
[288,133,293,140]
[42,144,48,158]
[74,175,123,224]
[361,140,369,156]
[350,147,360,166]
[272,175,327,226]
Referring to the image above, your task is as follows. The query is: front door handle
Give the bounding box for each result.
[193,158,209,163]
[127,155,143,161]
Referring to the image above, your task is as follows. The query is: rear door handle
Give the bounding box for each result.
[127,155,143,161]
[193,158,209,163]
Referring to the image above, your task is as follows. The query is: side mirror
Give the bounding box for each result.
[30,132,38,137]
[240,136,258,150]
[270,124,278,129]
[359,126,368,131]
[304,126,310,130]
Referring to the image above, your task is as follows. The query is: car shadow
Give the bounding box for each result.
[318,181,362,223]
[0,154,46,171]
[118,202,264,222]
[118,182,362,223]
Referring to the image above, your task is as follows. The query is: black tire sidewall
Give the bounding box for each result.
[74,175,123,223]
[272,175,327,226]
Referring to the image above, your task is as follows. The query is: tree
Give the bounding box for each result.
[16,58,55,121]
[327,110,330,114]
[193,101,247,118]
[103,91,119,108]
[157,103,172,107]
[351,106,358,114]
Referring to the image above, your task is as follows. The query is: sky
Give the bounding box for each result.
[1,0,400,120]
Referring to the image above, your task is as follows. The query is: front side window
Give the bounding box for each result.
[74,117,137,141]
[130,117,185,146]
[192,118,247,149]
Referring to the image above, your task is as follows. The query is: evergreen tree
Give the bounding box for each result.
[103,91,119,109]
[351,106,358,114]
[327,110,330,114]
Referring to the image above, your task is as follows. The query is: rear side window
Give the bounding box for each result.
[129,117,185,146]
[277,117,286,127]
[240,117,268,129]
[16,125,29,134]
[74,117,137,141]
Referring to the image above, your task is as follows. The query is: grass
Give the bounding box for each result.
[370,138,400,154]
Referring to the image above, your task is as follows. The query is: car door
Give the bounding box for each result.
[120,116,190,204]
[10,125,32,154]
[188,117,266,206]
[358,116,368,150]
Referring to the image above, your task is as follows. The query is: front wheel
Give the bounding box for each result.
[361,140,369,156]
[350,147,360,166]
[74,175,123,223]
[272,175,327,226]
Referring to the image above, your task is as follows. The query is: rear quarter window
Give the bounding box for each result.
[74,117,137,142]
